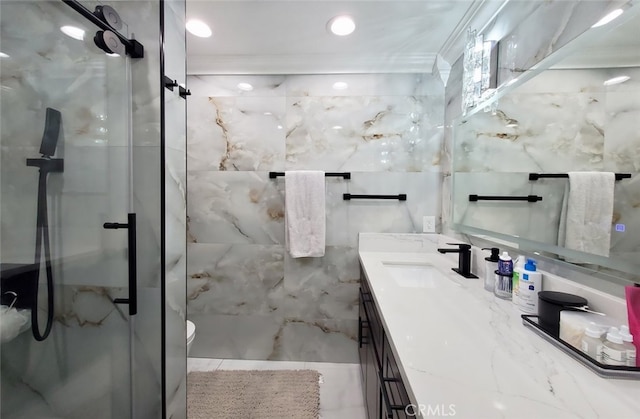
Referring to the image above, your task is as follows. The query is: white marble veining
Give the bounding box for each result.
[451,67,640,262]
[1,0,167,418]
[187,243,360,362]
[359,234,640,419]
[186,73,446,362]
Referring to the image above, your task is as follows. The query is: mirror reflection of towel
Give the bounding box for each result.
[558,172,615,257]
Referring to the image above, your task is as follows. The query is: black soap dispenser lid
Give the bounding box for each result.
[483,247,500,262]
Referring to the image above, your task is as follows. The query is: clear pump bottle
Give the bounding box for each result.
[620,325,637,367]
[602,327,627,366]
[580,322,604,363]
[482,247,500,292]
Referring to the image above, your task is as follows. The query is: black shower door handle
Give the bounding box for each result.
[103,213,137,315]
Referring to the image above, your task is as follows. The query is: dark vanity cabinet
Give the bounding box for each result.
[359,265,411,419]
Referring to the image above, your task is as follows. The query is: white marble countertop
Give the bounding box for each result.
[359,244,640,418]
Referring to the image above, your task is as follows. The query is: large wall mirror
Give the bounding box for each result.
[452,3,640,281]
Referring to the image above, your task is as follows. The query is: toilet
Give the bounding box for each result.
[186,320,196,356]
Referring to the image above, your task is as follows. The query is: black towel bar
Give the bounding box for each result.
[529,173,631,181]
[269,172,351,179]
[344,194,406,201]
[469,194,542,202]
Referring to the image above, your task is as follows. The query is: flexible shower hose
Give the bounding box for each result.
[32,168,54,341]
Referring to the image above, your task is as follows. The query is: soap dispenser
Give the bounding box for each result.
[482,247,500,292]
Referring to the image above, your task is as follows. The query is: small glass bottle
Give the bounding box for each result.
[580,322,604,363]
[619,325,637,367]
[602,327,627,366]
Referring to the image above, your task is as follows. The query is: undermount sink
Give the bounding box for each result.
[383,262,460,289]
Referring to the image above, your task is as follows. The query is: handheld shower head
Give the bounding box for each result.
[39,108,61,158]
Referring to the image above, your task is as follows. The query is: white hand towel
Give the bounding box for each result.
[285,171,326,258]
[563,172,615,257]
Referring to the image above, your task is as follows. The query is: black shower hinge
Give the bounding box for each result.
[164,75,178,91]
[179,86,191,99]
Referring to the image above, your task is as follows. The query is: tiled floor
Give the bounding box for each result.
[187,358,367,419]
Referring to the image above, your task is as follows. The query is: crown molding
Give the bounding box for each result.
[438,0,511,66]
[188,53,438,75]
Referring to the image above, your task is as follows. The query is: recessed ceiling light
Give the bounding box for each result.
[603,75,630,86]
[328,15,355,36]
[237,82,253,91]
[592,8,623,28]
[332,81,348,90]
[0,52,9,58]
[332,125,343,130]
[186,19,212,38]
[60,25,85,41]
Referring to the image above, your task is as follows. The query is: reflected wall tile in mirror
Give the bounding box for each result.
[187,171,284,245]
[455,91,606,173]
[453,172,566,246]
[609,175,640,263]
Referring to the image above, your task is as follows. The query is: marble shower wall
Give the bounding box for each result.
[1,1,164,418]
[163,0,187,417]
[187,74,444,362]
[442,0,627,235]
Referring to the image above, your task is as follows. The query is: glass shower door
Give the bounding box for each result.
[0,1,146,418]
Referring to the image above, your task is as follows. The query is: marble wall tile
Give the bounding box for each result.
[187,314,358,363]
[187,96,286,171]
[285,73,441,97]
[187,96,225,171]
[343,172,442,246]
[0,285,132,419]
[186,73,445,362]
[187,171,285,245]
[188,75,287,97]
[187,243,284,316]
[285,95,442,172]
[454,91,606,173]
[282,246,360,321]
[186,244,359,362]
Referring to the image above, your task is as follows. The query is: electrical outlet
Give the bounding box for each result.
[423,216,436,233]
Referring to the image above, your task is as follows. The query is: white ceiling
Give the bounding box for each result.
[185,0,502,75]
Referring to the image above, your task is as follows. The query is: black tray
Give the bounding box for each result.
[522,315,640,379]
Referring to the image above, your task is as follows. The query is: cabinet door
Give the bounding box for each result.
[359,290,369,380]
[381,336,411,418]
[366,341,381,419]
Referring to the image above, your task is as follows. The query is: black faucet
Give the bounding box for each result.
[437,243,478,278]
